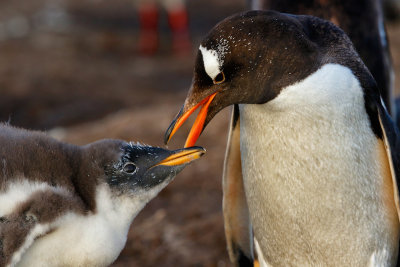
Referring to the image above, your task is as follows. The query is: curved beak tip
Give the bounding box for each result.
[164,106,184,145]
[164,126,173,145]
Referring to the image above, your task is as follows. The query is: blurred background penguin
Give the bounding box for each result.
[135,0,191,55]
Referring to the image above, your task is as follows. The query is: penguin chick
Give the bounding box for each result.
[0,123,205,267]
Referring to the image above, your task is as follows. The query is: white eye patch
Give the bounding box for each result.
[199,45,222,80]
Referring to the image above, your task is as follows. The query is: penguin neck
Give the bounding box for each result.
[95,185,145,235]
[239,63,368,123]
[95,181,169,234]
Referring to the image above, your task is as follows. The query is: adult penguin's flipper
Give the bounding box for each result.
[223,105,254,267]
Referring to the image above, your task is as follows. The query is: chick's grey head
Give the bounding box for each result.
[106,143,205,194]
[82,139,205,200]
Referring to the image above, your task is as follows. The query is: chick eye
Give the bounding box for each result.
[123,163,137,174]
[213,72,225,84]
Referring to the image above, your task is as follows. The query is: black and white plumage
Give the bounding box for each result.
[164,11,400,266]
[0,124,204,267]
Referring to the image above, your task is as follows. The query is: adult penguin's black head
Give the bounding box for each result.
[164,10,361,147]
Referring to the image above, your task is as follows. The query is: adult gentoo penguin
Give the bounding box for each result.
[0,123,204,267]
[164,11,400,266]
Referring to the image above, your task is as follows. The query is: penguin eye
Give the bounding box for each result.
[123,163,137,174]
[213,72,225,84]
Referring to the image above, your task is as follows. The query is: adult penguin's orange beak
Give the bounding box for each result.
[164,92,217,148]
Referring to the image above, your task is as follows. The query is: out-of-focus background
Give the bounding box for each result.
[0,0,399,266]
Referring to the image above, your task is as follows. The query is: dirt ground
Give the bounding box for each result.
[0,0,399,266]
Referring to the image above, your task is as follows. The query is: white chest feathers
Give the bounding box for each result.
[239,64,398,266]
[0,181,67,217]
[11,185,144,267]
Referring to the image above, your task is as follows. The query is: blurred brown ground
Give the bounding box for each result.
[0,0,399,266]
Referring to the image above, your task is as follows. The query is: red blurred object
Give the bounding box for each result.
[138,3,159,55]
[168,7,191,55]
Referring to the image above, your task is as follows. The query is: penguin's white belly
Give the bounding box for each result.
[239,64,399,266]
[16,213,126,267]
[14,186,136,267]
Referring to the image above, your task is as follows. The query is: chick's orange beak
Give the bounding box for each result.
[155,147,206,167]
[164,92,217,148]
